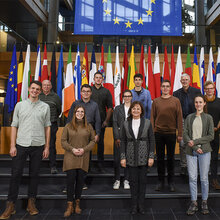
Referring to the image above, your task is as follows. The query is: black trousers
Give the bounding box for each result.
[49,122,58,168]
[113,142,129,181]
[8,145,44,202]
[97,127,105,162]
[66,169,86,201]
[128,166,147,208]
[155,132,176,184]
[210,131,220,180]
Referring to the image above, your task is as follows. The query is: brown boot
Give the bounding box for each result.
[26,198,39,215]
[75,199,82,214]
[64,201,74,218]
[211,179,220,190]
[0,201,16,219]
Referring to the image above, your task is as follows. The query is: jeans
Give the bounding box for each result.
[8,145,44,202]
[186,151,211,201]
[128,166,147,208]
[49,122,58,168]
[155,132,176,183]
[66,169,86,201]
[113,141,129,181]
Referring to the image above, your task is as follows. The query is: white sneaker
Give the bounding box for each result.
[113,180,120,189]
[124,180,130,189]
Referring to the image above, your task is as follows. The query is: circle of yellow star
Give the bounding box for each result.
[146,9,154,16]
[151,0,156,4]
[125,20,132,28]
[104,8,112,15]
[138,17,144,25]
[113,17,120,24]
[102,0,107,3]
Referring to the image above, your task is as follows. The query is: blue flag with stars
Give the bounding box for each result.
[74,0,182,36]
[5,45,17,113]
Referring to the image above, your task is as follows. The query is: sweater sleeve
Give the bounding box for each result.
[61,125,73,152]
[176,99,183,137]
[150,101,156,131]
[146,90,152,119]
[83,124,95,152]
[183,116,191,144]
[148,122,155,159]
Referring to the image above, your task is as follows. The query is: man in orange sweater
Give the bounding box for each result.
[151,80,183,192]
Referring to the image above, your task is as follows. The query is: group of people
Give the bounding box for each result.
[0,71,219,219]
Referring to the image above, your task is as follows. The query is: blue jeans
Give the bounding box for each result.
[186,151,211,201]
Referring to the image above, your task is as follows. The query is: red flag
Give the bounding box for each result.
[50,47,56,92]
[163,46,170,80]
[147,46,155,99]
[139,45,146,88]
[185,46,192,85]
[121,46,128,101]
[170,45,175,94]
[153,46,161,98]
[41,44,48,81]
[98,44,105,80]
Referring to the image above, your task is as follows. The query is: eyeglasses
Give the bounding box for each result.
[204,87,214,90]
[123,95,132,98]
[81,90,91,93]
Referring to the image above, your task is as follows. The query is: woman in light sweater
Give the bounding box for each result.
[183,95,214,216]
[120,101,155,215]
[61,105,95,217]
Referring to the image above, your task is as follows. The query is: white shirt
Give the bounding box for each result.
[124,105,129,121]
[132,118,140,139]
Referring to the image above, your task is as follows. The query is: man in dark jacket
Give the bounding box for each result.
[39,80,61,174]
[173,73,201,175]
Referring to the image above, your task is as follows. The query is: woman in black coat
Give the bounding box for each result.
[120,101,155,215]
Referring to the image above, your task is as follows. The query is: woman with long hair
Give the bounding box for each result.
[120,101,155,215]
[184,95,214,215]
[61,105,95,217]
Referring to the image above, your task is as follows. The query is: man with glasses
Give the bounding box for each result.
[151,80,183,192]
[204,81,220,190]
[173,73,201,175]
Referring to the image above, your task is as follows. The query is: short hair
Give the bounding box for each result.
[122,89,132,97]
[81,84,92,91]
[134,73,143,80]
[181,73,190,79]
[161,79,171,86]
[29,80,42,89]
[94,71,103,77]
[127,101,144,120]
[204,81,215,88]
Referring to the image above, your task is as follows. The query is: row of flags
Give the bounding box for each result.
[5,44,220,118]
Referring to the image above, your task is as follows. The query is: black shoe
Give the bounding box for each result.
[169,183,175,192]
[138,206,145,215]
[201,200,209,215]
[131,206,137,215]
[155,182,164,191]
[51,167,58,174]
[186,201,198,215]
[180,167,187,176]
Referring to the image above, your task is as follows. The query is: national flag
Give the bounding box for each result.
[199,47,205,94]
[216,47,220,98]
[57,45,64,105]
[139,45,146,88]
[207,47,215,82]
[104,45,115,106]
[17,47,23,102]
[21,44,31,101]
[173,46,183,92]
[89,47,97,85]
[41,44,48,81]
[127,46,137,90]
[147,46,155,98]
[153,46,161,98]
[192,47,200,89]
[34,44,41,81]
[185,46,192,85]
[98,44,105,82]
[50,46,57,92]
[170,45,175,94]
[162,46,170,81]
[73,44,81,100]
[5,45,17,113]
[121,46,128,97]
[81,44,89,85]
[63,45,75,117]
[114,45,121,106]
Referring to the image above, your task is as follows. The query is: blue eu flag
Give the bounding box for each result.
[74,0,182,36]
[5,45,17,113]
